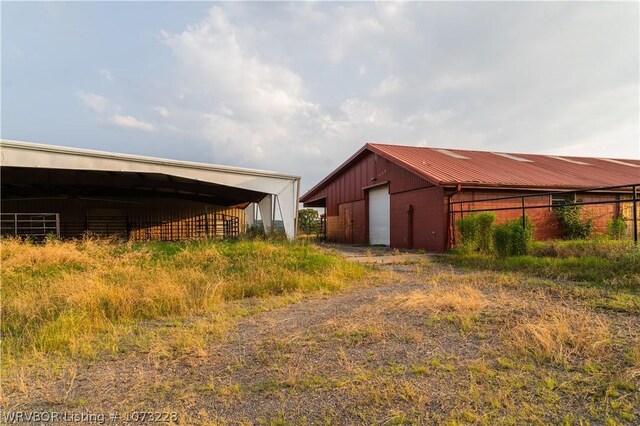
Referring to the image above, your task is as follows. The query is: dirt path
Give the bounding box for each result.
[7,249,639,425]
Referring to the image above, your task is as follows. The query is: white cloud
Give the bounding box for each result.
[160,6,331,164]
[76,90,109,113]
[154,106,169,117]
[99,69,114,82]
[371,75,401,97]
[150,3,637,187]
[76,90,155,132]
[59,3,637,191]
[162,7,306,118]
[108,114,155,132]
[340,99,387,124]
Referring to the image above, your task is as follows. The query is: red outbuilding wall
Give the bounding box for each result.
[390,186,446,252]
[303,144,637,252]
[309,151,441,249]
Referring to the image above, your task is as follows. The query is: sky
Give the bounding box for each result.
[2,1,639,192]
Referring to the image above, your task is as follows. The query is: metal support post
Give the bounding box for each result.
[633,185,638,246]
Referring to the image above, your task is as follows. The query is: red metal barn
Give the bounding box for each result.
[300,143,640,252]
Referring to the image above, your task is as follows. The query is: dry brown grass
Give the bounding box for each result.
[388,284,490,315]
[1,238,366,363]
[1,237,97,269]
[509,305,611,364]
[372,280,493,333]
[625,340,640,383]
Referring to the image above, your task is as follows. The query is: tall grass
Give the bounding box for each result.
[529,239,635,260]
[1,238,365,360]
[446,239,640,287]
[444,253,640,287]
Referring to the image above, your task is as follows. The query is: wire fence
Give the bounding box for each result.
[449,183,639,247]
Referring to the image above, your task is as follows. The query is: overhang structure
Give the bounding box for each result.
[1,140,300,239]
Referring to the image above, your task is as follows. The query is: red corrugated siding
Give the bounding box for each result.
[390,186,446,251]
[305,151,433,216]
[312,151,434,246]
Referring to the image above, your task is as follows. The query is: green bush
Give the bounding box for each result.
[456,214,479,251]
[476,213,496,254]
[554,204,594,239]
[246,223,267,239]
[607,216,627,240]
[492,217,535,257]
[493,224,512,258]
[456,213,496,254]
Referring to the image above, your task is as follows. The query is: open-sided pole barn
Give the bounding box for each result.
[1,140,300,240]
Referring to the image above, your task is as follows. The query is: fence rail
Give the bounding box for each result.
[448,183,639,247]
[0,211,241,241]
[0,213,60,239]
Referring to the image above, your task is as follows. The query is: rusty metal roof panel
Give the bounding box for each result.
[367,143,639,188]
[301,143,639,202]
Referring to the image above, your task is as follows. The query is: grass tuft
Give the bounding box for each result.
[389,285,489,314]
[510,306,610,364]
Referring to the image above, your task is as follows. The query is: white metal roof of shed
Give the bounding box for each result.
[0,139,300,195]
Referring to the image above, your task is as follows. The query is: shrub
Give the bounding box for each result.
[246,223,267,239]
[456,214,480,251]
[607,216,627,240]
[554,204,594,239]
[456,213,496,254]
[492,217,535,257]
[476,213,496,254]
[493,225,512,258]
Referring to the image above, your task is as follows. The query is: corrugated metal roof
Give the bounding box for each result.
[1,138,302,206]
[0,139,300,180]
[369,143,639,188]
[301,143,640,201]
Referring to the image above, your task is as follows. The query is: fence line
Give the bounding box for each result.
[0,213,60,238]
[448,183,639,247]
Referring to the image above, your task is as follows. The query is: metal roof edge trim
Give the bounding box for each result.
[300,195,327,206]
[300,144,371,201]
[300,143,447,202]
[365,143,443,187]
[0,139,300,181]
[439,182,640,191]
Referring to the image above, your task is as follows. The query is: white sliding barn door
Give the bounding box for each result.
[368,184,390,245]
